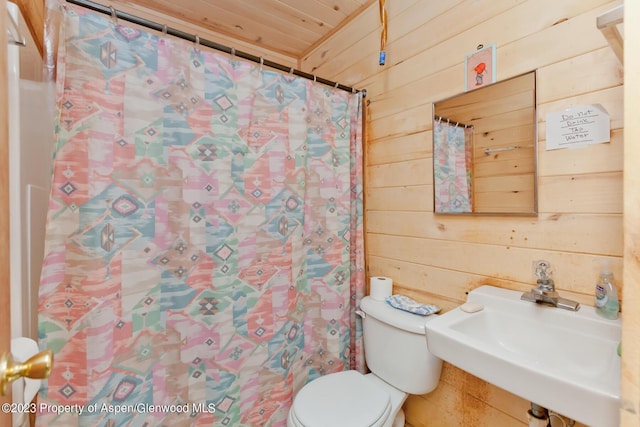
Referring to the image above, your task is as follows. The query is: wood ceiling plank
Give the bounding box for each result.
[115,0,373,58]
[125,0,311,55]
[315,0,370,14]
[236,0,334,33]
[278,0,350,26]
[107,0,298,65]
[189,0,316,52]
[230,0,325,40]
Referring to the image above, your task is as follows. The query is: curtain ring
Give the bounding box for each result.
[193,34,200,54]
[438,116,442,123]
[313,75,317,82]
[230,47,236,59]
[259,56,264,70]
[289,67,295,76]
[334,81,339,89]
[109,6,118,25]
[162,24,167,35]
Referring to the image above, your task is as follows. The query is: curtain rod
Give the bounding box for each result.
[434,115,473,129]
[65,0,366,96]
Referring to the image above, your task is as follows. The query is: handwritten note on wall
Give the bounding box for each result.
[545,104,610,150]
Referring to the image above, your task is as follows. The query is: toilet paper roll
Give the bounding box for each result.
[370,276,393,301]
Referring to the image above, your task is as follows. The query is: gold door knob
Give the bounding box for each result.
[0,350,54,396]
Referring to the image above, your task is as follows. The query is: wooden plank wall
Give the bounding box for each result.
[622,2,640,426]
[302,0,624,425]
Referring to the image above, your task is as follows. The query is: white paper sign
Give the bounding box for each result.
[545,104,610,150]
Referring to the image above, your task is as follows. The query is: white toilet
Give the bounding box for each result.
[287,295,443,427]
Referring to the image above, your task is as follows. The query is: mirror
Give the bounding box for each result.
[433,71,537,215]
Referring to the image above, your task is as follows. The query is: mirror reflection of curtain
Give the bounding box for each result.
[433,120,473,213]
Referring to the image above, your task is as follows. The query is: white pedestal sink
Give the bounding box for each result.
[425,285,620,427]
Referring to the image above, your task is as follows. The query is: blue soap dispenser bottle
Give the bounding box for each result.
[595,261,619,320]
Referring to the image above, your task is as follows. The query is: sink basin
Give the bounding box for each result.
[425,285,620,427]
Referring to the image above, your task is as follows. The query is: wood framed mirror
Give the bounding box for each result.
[432,70,537,215]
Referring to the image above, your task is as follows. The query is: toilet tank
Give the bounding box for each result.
[360,296,442,395]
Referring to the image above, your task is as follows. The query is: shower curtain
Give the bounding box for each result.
[36,5,364,426]
[433,120,473,213]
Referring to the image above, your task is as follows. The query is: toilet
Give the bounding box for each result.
[287,296,443,427]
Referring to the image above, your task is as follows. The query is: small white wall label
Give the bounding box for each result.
[545,104,610,150]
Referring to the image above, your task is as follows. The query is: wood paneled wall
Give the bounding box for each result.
[623,2,640,426]
[302,0,624,425]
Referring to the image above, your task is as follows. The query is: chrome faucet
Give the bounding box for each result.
[521,261,580,311]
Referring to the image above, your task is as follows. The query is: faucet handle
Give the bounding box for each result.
[533,260,555,291]
[533,260,553,281]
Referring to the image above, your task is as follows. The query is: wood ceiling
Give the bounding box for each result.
[121,0,375,58]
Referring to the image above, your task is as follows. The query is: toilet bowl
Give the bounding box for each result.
[287,296,443,427]
[287,371,395,427]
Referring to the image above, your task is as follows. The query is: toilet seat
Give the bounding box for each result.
[290,370,392,427]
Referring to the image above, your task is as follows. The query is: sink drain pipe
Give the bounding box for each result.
[527,403,549,427]
[527,403,576,427]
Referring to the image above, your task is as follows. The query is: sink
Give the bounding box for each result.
[425,285,620,427]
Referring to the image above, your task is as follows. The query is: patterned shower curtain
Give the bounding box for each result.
[433,120,473,213]
[36,5,364,426]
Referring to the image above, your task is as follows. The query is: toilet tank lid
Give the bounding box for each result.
[360,296,439,335]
